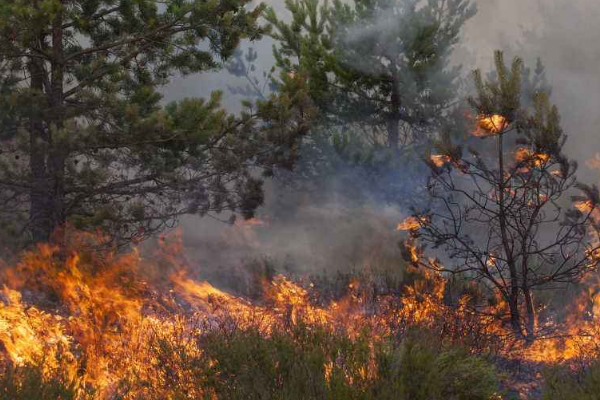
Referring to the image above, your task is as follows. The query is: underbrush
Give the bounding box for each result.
[542,360,600,400]
[0,364,83,400]
[0,233,559,399]
[2,326,502,400]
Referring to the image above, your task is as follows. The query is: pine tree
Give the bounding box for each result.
[265,0,476,150]
[0,0,313,246]
[400,52,600,340]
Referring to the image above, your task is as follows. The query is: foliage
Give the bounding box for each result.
[542,361,600,400]
[0,0,313,246]
[256,0,476,209]
[125,324,501,400]
[0,363,83,400]
[265,0,476,149]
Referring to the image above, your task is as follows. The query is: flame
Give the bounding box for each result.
[515,147,551,168]
[0,287,74,372]
[472,114,508,137]
[396,216,426,231]
[235,217,266,228]
[0,231,496,397]
[575,200,594,214]
[3,228,600,397]
[430,154,452,167]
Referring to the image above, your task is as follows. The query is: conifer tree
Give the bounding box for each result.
[400,52,600,340]
[265,0,476,150]
[0,0,312,246]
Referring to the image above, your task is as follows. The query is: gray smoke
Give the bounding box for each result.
[158,0,600,282]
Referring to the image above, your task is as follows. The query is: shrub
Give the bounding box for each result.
[0,364,81,400]
[542,360,600,400]
[375,331,500,400]
[132,324,501,400]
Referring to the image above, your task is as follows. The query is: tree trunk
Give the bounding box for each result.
[496,132,524,338]
[28,8,67,244]
[386,79,400,149]
[523,285,536,341]
[28,55,53,243]
[507,296,524,337]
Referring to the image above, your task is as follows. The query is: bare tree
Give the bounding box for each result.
[398,52,600,341]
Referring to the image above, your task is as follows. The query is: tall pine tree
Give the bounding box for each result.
[0,0,313,246]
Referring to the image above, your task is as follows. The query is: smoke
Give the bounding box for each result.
[462,0,600,183]
[157,0,600,284]
[179,181,404,278]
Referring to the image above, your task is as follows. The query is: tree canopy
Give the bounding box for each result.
[0,0,313,246]
[266,0,476,150]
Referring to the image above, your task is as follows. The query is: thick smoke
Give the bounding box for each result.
[159,0,600,284]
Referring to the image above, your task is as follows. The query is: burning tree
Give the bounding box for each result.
[400,52,600,341]
[0,0,312,246]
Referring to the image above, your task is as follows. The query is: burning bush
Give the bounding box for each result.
[0,230,510,399]
[401,52,600,343]
[5,229,600,398]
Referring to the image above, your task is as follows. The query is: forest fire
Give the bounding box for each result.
[0,230,486,399]
[0,223,600,399]
[429,154,452,167]
[0,0,597,398]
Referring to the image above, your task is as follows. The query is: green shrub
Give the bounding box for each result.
[198,325,369,400]
[134,324,501,400]
[374,332,500,400]
[542,361,600,400]
[0,364,81,400]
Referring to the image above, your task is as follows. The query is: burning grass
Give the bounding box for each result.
[0,230,505,399]
[1,230,600,399]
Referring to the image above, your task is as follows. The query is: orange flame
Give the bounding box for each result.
[396,216,426,231]
[575,200,594,214]
[515,147,551,168]
[472,114,508,137]
[2,227,600,397]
